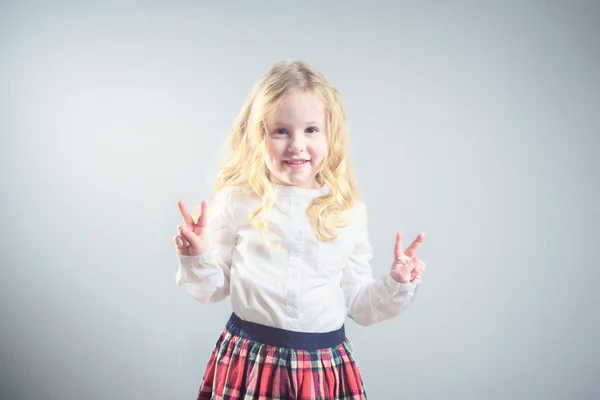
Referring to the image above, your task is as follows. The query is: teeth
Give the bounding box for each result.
[286,160,307,164]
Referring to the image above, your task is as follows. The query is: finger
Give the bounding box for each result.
[177,200,194,226]
[180,227,197,246]
[176,226,191,247]
[173,234,189,249]
[412,262,426,281]
[173,235,184,247]
[410,259,420,273]
[181,234,190,247]
[407,256,420,271]
[193,200,208,229]
[410,267,421,281]
[394,232,404,259]
[405,232,425,258]
[411,265,421,279]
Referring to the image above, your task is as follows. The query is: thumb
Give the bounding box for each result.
[181,227,198,242]
[181,227,206,254]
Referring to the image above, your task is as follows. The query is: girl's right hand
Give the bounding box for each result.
[173,199,209,256]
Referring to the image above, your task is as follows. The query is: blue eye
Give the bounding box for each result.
[306,127,318,133]
[273,128,287,135]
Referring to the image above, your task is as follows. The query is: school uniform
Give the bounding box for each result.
[176,184,420,399]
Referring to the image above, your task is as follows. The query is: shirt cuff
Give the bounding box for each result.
[178,247,216,269]
[384,274,420,295]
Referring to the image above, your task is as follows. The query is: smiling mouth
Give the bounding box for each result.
[284,160,310,165]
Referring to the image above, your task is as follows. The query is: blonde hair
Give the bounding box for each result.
[211,59,360,242]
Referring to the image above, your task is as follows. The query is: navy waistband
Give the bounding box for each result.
[225,313,346,351]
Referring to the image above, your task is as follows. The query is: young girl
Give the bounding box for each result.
[173,60,427,400]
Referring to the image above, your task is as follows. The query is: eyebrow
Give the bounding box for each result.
[272,121,322,126]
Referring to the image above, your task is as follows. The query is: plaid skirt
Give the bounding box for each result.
[197,313,367,400]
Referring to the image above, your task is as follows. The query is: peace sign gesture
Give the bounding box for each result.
[391,232,427,284]
[173,199,209,256]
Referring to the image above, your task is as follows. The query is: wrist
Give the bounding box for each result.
[389,272,410,284]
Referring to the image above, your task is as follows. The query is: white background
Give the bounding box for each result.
[1,1,599,399]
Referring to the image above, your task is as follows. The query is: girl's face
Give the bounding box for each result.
[264,90,328,189]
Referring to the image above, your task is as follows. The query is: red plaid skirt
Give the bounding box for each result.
[197,313,367,399]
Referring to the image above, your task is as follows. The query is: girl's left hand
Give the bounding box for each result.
[390,232,427,284]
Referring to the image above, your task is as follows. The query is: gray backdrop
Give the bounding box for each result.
[1,1,599,399]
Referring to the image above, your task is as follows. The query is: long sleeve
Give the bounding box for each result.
[341,202,420,326]
[175,190,238,304]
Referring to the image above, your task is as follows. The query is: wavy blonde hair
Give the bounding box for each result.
[211,59,360,242]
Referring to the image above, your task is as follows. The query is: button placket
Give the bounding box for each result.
[285,194,302,330]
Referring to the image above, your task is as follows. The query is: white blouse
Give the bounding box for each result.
[175,184,421,333]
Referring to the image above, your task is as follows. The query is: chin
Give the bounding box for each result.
[269,167,318,188]
[291,178,318,188]
[276,176,310,188]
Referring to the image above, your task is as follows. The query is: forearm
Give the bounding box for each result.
[345,274,420,326]
[176,250,230,304]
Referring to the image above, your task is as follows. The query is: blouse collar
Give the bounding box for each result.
[272,183,331,197]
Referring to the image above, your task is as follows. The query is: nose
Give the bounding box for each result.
[287,132,305,153]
